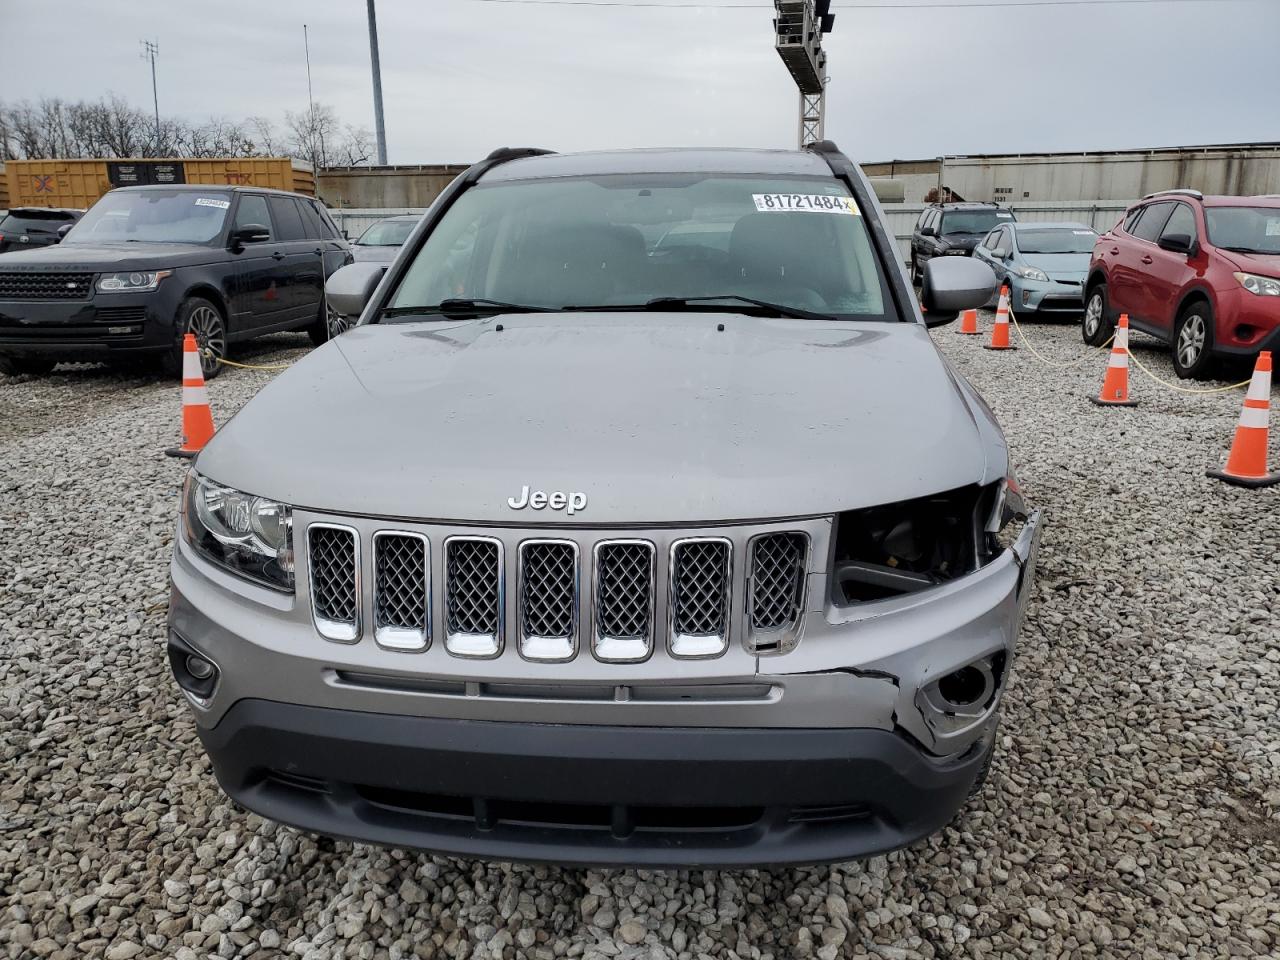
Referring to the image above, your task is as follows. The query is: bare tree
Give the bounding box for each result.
[0,95,375,165]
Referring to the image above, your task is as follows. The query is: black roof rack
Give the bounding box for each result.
[483,147,556,163]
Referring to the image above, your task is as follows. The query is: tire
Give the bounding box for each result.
[0,354,57,377]
[1082,282,1114,347]
[160,296,226,381]
[1172,300,1216,380]
[967,737,997,803]
[307,298,351,347]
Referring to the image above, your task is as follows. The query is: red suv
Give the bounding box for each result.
[1083,190,1280,378]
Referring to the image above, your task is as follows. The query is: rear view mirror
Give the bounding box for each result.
[921,257,999,328]
[1158,232,1196,255]
[325,262,388,319]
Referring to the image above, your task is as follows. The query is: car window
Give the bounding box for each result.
[939,208,1013,236]
[1122,207,1143,233]
[979,228,1001,251]
[296,199,327,240]
[0,211,78,236]
[357,218,417,247]
[66,190,229,245]
[1161,203,1197,241]
[1130,202,1174,243]
[316,205,344,240]
[1204,206,1280,254]
[1016,227,1098,254]
[267,196,306,241]
[389,174,894,320]
[233,195,273,239]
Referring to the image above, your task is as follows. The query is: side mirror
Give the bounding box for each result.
[920,226,936,238]
[921,257,999,328]
[55,223,75,243]
[229,224,271,248]
[1158,232,1196,255]
[325,261,387,319]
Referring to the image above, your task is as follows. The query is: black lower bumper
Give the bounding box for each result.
[0,293,175,360]
[199,699,993,868]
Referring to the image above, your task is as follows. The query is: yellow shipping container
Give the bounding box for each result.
[4,157,315,210]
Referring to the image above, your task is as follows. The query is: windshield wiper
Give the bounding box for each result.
[381,298,557,320]
[1222,245,1273,255]
[563,295,832,321]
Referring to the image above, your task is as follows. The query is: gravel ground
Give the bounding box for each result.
[1,317,1277,960]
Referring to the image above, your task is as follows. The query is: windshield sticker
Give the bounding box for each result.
[194,198,230,210]
[1073,230,1095,235]
[752,193,860,215]
[1266,220,1280,237]
[997,211,1014,218]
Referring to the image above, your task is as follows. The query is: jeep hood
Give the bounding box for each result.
[197,314,999,524]
[0,241,219,271]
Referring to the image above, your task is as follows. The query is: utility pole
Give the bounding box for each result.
[303,24,325,166]
[141,40,161,154]
[365,0,388,165]
[772,1,834,147]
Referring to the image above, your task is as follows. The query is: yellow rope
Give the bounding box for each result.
[200,350,292,372]
[1003,307,1250,394]
[1007,308,1113,367]
[1122,345,1250,395]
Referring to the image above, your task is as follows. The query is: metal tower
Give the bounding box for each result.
[772,1,834,147]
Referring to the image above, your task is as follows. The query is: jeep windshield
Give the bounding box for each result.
[65,190,231,245]
[385,174,894,321]
[940,209,1013,236]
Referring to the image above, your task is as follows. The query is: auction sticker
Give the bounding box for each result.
[195,198,231,209]
[753,193,860,215]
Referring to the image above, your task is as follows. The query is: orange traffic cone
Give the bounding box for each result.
[164,334,216,459]
[1207,350,1278,488]
[1089,314,1138,407]
[984,286,1015,350]
[957,308,979,335]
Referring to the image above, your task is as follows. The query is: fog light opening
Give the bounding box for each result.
[185,654,215,680]
[938,665,990,709]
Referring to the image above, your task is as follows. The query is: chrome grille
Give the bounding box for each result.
[0,271,94,300]
[309,524,359,642]
[373,532,429,651]
[445,537,503,657]
[518,541,578,661]
[669,538,731,658]
[594,541,654,662]
[747,532,808,651]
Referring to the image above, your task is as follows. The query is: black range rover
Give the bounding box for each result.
[0,185,352,378]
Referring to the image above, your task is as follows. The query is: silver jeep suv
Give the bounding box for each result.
[168,142,1041,867]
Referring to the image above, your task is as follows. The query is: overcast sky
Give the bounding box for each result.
[2,0,1275,164]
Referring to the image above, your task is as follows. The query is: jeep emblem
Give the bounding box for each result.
[507,485,587,515]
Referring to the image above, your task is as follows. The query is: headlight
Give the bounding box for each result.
[182,471,294,591]
[1018,267,1050,282]
[944,247,970,256]
[1234,271,1280,297]
[97,270,171,293]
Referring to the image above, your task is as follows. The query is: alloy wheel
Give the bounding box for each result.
[188,305,226,379]
[1084,294,1102,338]
[326,303,352,339]
[1177,313,1206,369]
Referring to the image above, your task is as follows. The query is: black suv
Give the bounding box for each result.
[910,202,1016,285]
[0,185,352,378]
[0,207,84,254]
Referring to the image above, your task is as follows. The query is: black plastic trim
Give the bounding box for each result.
[198,699,991,868]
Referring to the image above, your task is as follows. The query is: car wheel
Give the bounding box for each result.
[308,299,351,347]
[1082,283,1114,347]
[161,297,227,381]
[1172,301,1216,380]
[0,354,57,377]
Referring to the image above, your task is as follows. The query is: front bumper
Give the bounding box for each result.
[1011,276,1086,314]
[201,699,995,867]
[0,288,179,360]
[170,510,1042,865]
